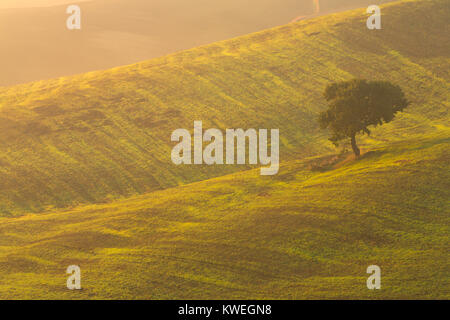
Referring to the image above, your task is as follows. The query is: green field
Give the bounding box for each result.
[0,0,448,299]
[0,132,448,299]
[0,0,448,215]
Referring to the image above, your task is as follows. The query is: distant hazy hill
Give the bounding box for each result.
[0,0,394,86]
[0,0,448,215]
[0,0,90,9]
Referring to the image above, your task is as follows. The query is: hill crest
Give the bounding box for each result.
[0,0,448,215]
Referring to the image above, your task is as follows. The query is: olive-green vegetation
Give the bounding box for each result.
[0,0,448,215]
[319,79,410,156]
[0,0,448,299]
[0,133,448,299]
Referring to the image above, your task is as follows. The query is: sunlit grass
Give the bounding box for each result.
[0,0,448,215]
[0,133,448,299]
[0,0,448,300]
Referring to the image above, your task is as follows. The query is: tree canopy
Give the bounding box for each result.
[319,79,409,156]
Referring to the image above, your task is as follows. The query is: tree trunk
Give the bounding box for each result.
[351,134,360,157]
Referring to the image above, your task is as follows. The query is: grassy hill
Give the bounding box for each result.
[0,0,448,216]
[0,0,448,300]
[0,132,448,299]
[0,0,396,86]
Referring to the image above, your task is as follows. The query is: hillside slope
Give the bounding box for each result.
[0,0,449,215]
[0,132,448,299]
[0,0,396,86]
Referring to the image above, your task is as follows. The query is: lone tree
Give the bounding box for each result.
[318,79,409,157]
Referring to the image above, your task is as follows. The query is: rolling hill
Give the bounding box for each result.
[0,132,448,299]
[0,0,395,86]
[0,0,448,300]
[0,0,448,216]
[0,1,450,216]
